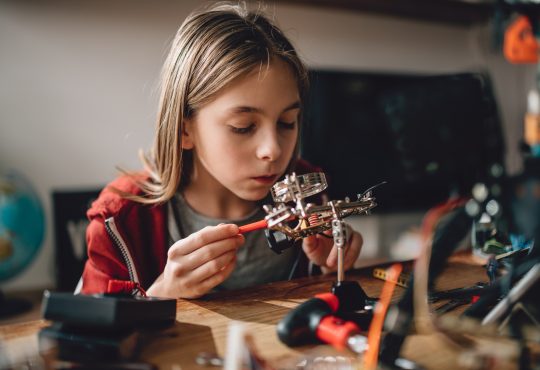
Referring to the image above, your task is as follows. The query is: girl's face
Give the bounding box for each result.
[184,58,300,202]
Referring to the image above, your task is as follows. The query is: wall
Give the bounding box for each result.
[0,0,533,291]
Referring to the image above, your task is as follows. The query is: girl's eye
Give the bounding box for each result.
[278,120,296,130]
[230,123,255,134]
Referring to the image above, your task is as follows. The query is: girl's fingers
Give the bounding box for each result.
[167,235,243,275]
[302,235,322,263]
[303,234,331,266]
[342,232,363,269]
[183,234,243,269]
[326,242,338,268]
[302,234,320,254]
[343,246,358,270]
[168,224,240,257]
[188,249,238,283]
[193,256,237,296]
[352,230,363,253]
[326,229,363,269]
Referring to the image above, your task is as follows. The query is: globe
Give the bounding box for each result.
[0,169,45,317]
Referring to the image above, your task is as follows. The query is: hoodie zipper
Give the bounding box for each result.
[104,217,140,284]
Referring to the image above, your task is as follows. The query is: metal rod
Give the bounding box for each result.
[337,246,345,283]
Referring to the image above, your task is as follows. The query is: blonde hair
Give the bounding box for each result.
[123,2,308,204]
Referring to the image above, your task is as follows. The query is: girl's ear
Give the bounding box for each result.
[181,119,194,150]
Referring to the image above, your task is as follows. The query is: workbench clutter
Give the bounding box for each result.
[261,171,540,369]
[52,171,540,369]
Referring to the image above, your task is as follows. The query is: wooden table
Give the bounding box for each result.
[0,262,528,370]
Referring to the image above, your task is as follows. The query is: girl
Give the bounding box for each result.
[81,2,363,299]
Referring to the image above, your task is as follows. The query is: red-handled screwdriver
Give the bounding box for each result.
[277,292,369,353]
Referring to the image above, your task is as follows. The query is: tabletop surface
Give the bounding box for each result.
[0,260,530,370]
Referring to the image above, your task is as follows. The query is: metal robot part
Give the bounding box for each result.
[263,172,379,242]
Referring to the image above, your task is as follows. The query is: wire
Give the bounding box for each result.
[364,263,402,370]
[420,197,468,242]
[287,246,302,281]
[415,197,467,335]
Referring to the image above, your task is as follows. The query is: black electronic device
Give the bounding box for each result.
[41,291,177,329]
[39,322,140,362]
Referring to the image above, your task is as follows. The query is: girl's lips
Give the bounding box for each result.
[252,175,276,184]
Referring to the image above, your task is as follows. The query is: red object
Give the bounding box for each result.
[107,279,147,297]
[504,15,539,64]
[81,174,168,295]
[314,292,339,312]
[365,263,402,369]
[316,316,360,350]
[238,219,268,234]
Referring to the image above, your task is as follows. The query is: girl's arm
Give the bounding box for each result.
[147,224,244,298]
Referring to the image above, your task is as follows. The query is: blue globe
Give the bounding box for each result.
[0,170,45,282]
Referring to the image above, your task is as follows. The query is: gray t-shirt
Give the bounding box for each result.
[168,193,298,291]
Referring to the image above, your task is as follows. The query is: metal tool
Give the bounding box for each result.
[262,172,379,241]
[238,172,382,284]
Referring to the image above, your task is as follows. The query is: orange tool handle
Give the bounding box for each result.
[238,219,268,234]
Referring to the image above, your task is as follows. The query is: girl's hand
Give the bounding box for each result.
[147,224,244,298]
[301,226,363,273]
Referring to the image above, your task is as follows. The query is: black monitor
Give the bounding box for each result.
[301,71,506,212]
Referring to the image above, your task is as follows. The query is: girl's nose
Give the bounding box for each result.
[256,130,281,162]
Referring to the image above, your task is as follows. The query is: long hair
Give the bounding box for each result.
[124,2,308,204]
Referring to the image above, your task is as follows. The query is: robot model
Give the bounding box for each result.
[240,172,380,283]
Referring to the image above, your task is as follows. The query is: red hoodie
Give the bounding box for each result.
[81,160,321,295]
